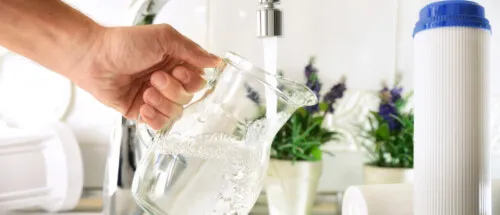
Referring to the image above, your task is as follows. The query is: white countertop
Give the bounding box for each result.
[5,189,341,215]
[8,213,101,215]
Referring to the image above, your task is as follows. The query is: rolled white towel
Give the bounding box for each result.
[342,179,500,215]
[342,183,413,215]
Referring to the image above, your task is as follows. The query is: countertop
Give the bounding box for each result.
[6,189,342,215]
[8,213,98,215]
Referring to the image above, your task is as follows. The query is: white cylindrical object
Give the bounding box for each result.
[0,122,83,212]
[413,1,492,215]
[265,159,323,215]
[342,183,413,215]
[342,179,500,215]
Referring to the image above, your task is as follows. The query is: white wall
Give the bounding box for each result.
[1,0,499,191]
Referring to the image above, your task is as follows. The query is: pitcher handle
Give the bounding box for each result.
[135,63,225,148]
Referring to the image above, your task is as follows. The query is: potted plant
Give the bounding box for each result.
[360,75,414,185]
[264,57,347,215]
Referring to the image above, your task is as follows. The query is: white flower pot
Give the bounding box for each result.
[363,164,414,185]
[264,159,323,215]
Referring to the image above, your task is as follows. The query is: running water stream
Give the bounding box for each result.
[262,37,278,120]
[262,36,294,215]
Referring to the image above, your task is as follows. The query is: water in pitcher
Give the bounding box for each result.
[132,113,290,215]
[131,51,319,215]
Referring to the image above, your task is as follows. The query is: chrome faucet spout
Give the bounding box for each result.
[257,0,282,37]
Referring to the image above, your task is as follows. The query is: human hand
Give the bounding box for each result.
[71,24,220,130]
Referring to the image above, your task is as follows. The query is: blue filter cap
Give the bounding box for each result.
[413,0,491,37]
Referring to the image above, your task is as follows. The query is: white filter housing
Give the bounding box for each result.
[413,1,492,215]
[0,122,83,212]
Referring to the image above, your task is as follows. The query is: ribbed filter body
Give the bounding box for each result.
[413,1,492,215]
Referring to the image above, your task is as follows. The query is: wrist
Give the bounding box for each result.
[63,23,107,82]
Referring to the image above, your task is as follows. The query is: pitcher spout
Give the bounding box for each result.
[275,77,319,108]
[223,51,318,109]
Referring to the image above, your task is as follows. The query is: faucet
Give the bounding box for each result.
[113,0,169,191]
[128,0,169,25]
[257,0,282,37]
[130,0,283,37]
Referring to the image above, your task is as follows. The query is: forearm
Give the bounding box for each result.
[0,0,103,78]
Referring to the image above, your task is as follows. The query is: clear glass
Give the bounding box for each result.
[132,52,317,215]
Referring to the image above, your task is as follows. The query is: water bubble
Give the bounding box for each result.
[197,116,207,123]
[140,115,291,214]
[232,170,244,180]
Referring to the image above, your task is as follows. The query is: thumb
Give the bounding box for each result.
[167,27,220,69]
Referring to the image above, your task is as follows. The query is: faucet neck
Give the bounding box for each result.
[256,0,282,37]
[129,0,169,26]
[258,0,280,4]
[258,0,279,8]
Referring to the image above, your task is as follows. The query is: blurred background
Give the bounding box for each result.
[1,0,500,214]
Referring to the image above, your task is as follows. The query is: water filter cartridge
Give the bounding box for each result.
[413,1,492,215]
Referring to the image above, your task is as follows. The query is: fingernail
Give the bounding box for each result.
[172,68,189,83]
[210,54,222,66]
[197,79,207,90]
[209,53,219,60]
[143,106,156,118]
[152,72,168,89]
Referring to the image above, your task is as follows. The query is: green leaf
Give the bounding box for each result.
[376,123,390,140]
[294,120,322,142]
[367,115,376,131]
[277,144,294,150]
[319,102,329,112]
[394,99,405,111]
[311,146,323,161]
[404,91,414,100]
[369,111,378,118]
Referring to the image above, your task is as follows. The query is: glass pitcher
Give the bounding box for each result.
[131,52,317,215]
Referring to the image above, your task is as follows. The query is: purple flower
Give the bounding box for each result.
[378,103,401,131]
[305,57,317,79]
[390,87,403,103]
[304,58,321,113]
[377,84,404,131]
[305,104,320,113]
[305,64,314,79]
[305,78,321,113]
[302,57,347,114]
[323,79,347,113]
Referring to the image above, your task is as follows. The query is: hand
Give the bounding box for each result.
[72,24,220,130]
